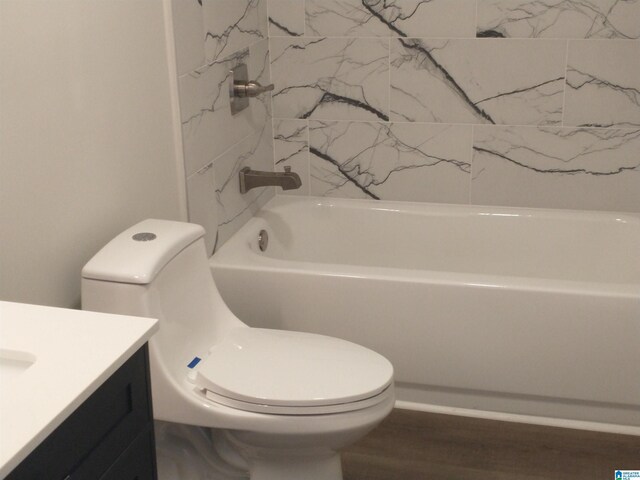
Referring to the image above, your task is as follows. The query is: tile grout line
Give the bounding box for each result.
[269,116,639,132]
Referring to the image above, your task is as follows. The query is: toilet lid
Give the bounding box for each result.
[194,328,393,409]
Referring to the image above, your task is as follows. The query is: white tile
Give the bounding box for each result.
[179,40,272,176]
[564,40,640,128]
[390,38,566,125]
[186,162,218,255]
[178,67,217,177]
[257,0,269,41]
[270,37,390,121]
[472,126,640,212]
[171,0,205,75]
[268,0,305,36]
[177,69,208,126]
[273,119,310,195]
[477,0,640,39]
[309,121,472,203]
[306,0,476,38]
[178,53,242,176]
[214,122,275,247]
[247,38,273,118]
[202,0,267,64]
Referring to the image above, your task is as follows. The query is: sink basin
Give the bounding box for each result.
[0,349,36,382]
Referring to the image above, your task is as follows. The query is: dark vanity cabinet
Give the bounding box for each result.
[6,346,157,480]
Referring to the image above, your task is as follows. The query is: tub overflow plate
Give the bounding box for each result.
[258,230,268,252]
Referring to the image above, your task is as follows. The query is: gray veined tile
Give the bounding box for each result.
[246,38,273,118]
[273,119,310,195]
[268,0,305,37]
[305,0,476,38]
[270,37,390,122]
[309,121,472,203]
[471,126,640,212]
[179,41,272,176]
[390,38,566,125]
[564,40,640,128]
[477,0,640,39]
[186,162,218,256]
[214,121,275,249]
[178,64,226,177]
[257,0,269,36]
[202,0,267,64]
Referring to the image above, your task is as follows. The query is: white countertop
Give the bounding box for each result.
[0,301,158,477]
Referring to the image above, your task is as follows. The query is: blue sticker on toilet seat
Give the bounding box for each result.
[187,357,201,369]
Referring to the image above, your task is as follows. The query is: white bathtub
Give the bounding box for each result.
[211,196,640,435]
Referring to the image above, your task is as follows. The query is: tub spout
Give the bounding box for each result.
[239,167,302,194]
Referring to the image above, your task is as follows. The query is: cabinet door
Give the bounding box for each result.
[6,346,155,480]
[98,427,157,480]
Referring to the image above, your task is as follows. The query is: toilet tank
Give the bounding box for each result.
[82,219,205,287]
[81,219,244,422]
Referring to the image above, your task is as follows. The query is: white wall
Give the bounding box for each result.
[0,0,187,308]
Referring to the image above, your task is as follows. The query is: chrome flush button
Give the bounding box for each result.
[132,232,157,242]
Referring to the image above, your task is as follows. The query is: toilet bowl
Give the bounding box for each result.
[81,219,394,480]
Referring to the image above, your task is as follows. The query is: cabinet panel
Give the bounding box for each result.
[6,346,155,480]
[99,426,157,480]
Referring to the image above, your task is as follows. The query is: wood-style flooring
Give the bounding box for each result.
[342,409,640,480]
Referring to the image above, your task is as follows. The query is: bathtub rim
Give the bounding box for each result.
[212,195,640,296]
[212,240,640,300]
[258,195,640,225]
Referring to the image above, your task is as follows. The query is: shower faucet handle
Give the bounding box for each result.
[234,80,275,98]
[229,63,274,115]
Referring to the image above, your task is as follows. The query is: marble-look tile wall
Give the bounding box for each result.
[269,0,640,212]
[172,0,274,252]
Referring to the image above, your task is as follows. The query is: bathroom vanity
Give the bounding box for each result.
[0,301,159,479]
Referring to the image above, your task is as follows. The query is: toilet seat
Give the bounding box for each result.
[202,385,393,415]
[194,328,393,415]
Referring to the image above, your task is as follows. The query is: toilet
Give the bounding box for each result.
[81,219,394,480]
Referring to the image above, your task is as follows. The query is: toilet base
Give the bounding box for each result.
[156,422,347,480]
[249,453,342,480]
[216,428,345,480]
[210,394,395,480]
[155,422,249,480]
